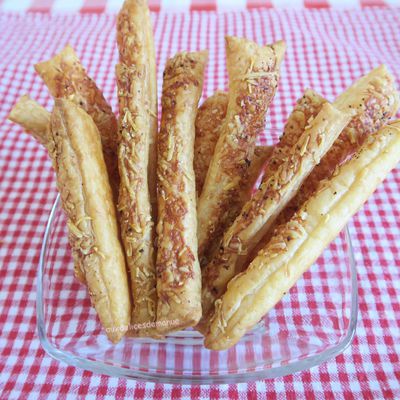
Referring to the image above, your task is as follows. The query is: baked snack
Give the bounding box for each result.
[240,89,326,202]
[8,96,89,283]
[279,65,399,223]
[8,95,50,146]
[116,0,158,337]
[194,91,274,197]
[249,67,399,262]
[34,46,119,199]
[156,51,208,333]
[199,101,350,331]
[116,64,158,337]
[194,91,229,194]
[197,37,286,260]
[240,145,272,200]
[117,0,158,215]
[205,120,400,350]
[49,99,130,343]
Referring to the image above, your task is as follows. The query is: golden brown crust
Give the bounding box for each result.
[8,95,51,146]
[194,91,229,194]
[265,89,327,177]
[194,92,273,198]
[117,0,158,216]
[197,89,326,331]
[34,45,119,199]
[116,63,158,337]
[197,37,286,260]
[280,65,399,223]
[194,90,271,266]
[205,121,400,350]
[241,145,274,199]
[198,102,350,332]
[8,95,85,284]
[50,99,130,343]
[156,51,207,333]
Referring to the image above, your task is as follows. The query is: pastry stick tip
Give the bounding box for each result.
[8,94,33,120]
[34,44,78,74]
[272,40,286,64]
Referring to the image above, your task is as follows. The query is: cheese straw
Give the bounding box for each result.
[117,0,158,215]
[116,0,159,337]
[199,100,349,331]
[156,51,207,333]
[8,95,50,146]
[279,65,399,223]
[51,99,130,343]
[205,121,400,350]
[35,46,119,199]
[197,37,286,261]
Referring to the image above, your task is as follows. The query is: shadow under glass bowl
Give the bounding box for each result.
[37,194,358,384]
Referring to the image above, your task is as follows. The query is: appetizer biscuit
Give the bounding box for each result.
[197,37,286,260]
[194,91,273,197]
[199,102,350,330]
[280,65,399,222]
[35,45,119,198]
[116,63,158,337]
[156,51,207,333]
[194,91,229,194]
[117,0,158,214]
[8,95,50,146]
[50,99,130,343]
[205,121,400,350]
[8,95,88,284]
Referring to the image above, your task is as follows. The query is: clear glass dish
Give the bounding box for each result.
[37,194,358,384]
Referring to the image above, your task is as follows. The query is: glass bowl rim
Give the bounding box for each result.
[36,194,358,384]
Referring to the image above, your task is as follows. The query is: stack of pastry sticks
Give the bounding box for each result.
[8,0,400,349]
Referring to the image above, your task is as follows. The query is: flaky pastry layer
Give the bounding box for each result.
[197,36,286,260]
[50,99,130,343]
[117,0,158,215]
[34,45,119,198]
[116,63,158,337]
[8,95,50,146]
[156,51,207,333]
[205,121,400,350]
[199,101,350,331]
[280,65,399,223]
[194,91,229,194]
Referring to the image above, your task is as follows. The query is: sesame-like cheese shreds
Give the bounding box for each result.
[156,50,208,333]
[196,37,286,263]
[205,121,400,350]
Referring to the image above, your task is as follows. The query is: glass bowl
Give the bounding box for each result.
[37,194,358,384]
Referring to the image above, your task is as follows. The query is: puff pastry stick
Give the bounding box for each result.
[117,0,158,214]
[34,46,119,198]
[156,51,207,333]
[194,91,273,197]
[198,90,328,328]
[50,99,130,343]
[241,144,274,201]
[8,95,50,146]
[279,65,399,223]
[197,37,286,259]
[194,91,229,194]
[200,144,274,270]
[205,121,400,350]
[199,102,350,330]
[116,64,158,337]
[8,96,87,284]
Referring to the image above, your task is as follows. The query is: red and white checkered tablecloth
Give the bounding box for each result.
[0,0,399,12]
[0,4,399,399]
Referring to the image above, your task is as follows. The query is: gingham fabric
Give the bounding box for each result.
[0,5,399,400]
[0,0,399,12]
